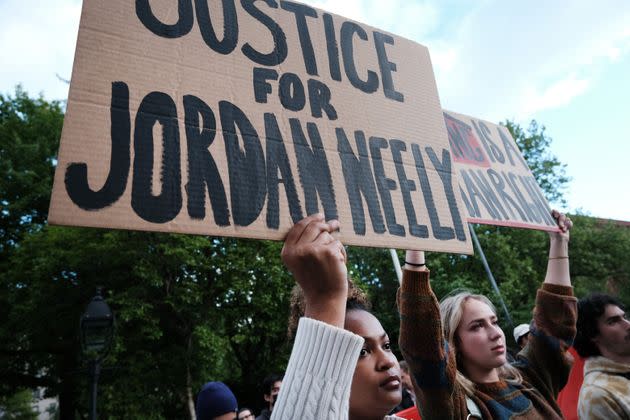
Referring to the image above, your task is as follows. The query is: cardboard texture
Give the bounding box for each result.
[49,0,473,253]
[444,110,558,231]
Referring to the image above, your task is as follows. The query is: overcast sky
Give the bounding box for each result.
[1,0,629,221]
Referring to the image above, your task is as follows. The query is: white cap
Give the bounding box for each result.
[513,323,530,343]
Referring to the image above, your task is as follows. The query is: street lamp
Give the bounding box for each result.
[80,287,114,420]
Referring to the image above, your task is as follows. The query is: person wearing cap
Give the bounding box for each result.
[513,323,530,349]
[195,381,238,420]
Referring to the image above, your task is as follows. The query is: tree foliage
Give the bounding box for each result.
[503,119,570,206]
[2,224,293,417]
[1,88,628,419]
[0,86,63,254]
[0,389,38,420]
[0,87,291,417]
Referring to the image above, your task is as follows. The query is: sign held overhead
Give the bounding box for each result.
[444,110,558,231]
[49,0,472,253]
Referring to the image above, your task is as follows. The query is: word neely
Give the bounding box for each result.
[64,83,465,241]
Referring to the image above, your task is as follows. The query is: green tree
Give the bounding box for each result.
[0,86,63,254]
[0,389,38,420]
[0,87,294,418]
[0,86,72,413]
[569,215,630,306]
[503,119,570,206]
[3,223,295,418]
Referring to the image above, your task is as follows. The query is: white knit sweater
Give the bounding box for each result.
[271,317,404,420]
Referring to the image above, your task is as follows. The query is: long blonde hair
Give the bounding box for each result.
[440,291,523,396]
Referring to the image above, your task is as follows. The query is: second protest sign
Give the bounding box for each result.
[444,110,557,231]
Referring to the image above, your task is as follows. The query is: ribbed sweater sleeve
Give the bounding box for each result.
[397,269,458,419]
[271,317,364,420]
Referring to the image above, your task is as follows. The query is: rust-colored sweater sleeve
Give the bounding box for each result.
[397,269,461,419]
[516,283,577,399]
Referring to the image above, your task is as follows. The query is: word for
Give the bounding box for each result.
[64,82,465,240]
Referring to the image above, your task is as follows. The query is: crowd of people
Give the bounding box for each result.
[196,211,630,420]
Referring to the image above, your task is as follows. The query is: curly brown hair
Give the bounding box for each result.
[287,278,371,339]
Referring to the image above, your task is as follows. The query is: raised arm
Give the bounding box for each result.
[272,214,363,420]
[281,213,348,327]
[518,210,577,397]
[543,210,573,287]
[398,250,460,419]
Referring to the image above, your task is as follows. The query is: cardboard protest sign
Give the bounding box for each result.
[49,0,472,253]
[443,110,558,231]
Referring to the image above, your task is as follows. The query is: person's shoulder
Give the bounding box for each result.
[578,380,628,419]
[583,360,626,387]
[579,379,618,406]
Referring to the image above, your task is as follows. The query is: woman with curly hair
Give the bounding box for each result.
[272,214,404,420]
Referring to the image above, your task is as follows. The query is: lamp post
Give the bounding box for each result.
[80,287,114,420]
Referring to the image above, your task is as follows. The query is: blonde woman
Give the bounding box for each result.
[398,211,576,419]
